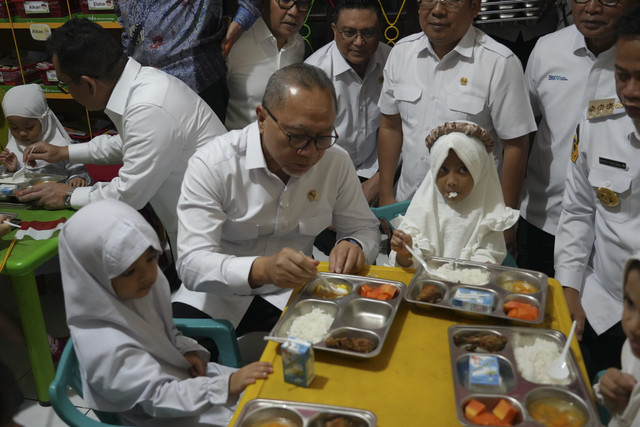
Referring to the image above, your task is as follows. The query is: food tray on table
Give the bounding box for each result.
[269,273,405,359]
[234,398,377,427]
[449,325,599,426]
[404,255,548,324]
[0,173,66,202]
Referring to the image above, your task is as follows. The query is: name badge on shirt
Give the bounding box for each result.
[599,157,627,170]
[587,98,615,119]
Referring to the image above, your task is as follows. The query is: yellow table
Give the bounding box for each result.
[230,264,587,426]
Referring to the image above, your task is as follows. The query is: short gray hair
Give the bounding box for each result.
[262,63,338,112]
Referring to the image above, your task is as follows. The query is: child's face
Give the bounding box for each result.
[7,116,42,147]
[622,266,640,358]
[436,149,474,202]
[111,247,159,299]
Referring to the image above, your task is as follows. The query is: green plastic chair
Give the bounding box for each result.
[49,318,242,427]
[371,201,518,267]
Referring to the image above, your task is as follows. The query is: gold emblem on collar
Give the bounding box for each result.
[460,77,468,86]
[307,190,318,201]
[596,187,619,207]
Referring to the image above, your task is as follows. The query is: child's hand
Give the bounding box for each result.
[0,149,18,172]
[599,367,637,414]
[183,351,207,378]
[68,177,88,187]
[391,229,414,267]
[229,361,273,395]
[0,215,11,237]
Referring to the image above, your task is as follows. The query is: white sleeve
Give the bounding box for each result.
[68,133,124,165]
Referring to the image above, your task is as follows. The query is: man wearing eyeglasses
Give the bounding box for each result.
[305,0,391,207]
[377,0,537,254]
[171,63,380,338]
[518,0,639,279]
[225,0,307,131]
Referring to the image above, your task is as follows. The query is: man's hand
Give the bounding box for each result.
[17,182,71,210]
[361,173,379,207]
[563,287,586,341]
[221,21,246,58]
[599,367,637,414]
[329,240,365,275]
[23,142,69,167]
[183,351,207,378]
[0,149,18,171]
[249,247,319,289]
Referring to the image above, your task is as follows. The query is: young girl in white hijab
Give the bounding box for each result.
[390,121,518,266]
[59,199,272,427]
[1,84,90,186]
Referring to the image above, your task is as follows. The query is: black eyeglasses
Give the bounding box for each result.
[338,28,378,41]
[264,106,339,151]
[57,80,70,94]
[274,0,311,12]
[419,0,466,11]
[573,0,621,7]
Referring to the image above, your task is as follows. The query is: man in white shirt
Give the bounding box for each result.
[305,0,391,205]
[518,0,639,278]
[377,0,536,252]
[555,5,640,380]
[172,63,380,336]
[19,19,226,261]
[225,0,307,130]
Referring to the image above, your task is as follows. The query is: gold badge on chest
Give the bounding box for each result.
[596,187,619,207]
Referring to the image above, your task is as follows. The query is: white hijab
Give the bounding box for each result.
[59,199,199,412]
[2,84,71,169]
[393,130,518,263]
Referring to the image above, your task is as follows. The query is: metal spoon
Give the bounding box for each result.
[404,245,448,281]
[547,320,577,380]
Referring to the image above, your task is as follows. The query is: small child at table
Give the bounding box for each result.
[594,252,640,427]
[59,199,272,427]
[390,121,518,267]
[0,84,90,187]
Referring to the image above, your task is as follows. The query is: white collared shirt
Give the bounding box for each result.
[225,17,305,130]
[172,122,381,325]
[555,113,640,334]
[521,25,617,234]
[305,40,391,178]
[68,58,227,255]
[378,27,536,201]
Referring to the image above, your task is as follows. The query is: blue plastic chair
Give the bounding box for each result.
[49,318,242,427]
[371,201,518,267]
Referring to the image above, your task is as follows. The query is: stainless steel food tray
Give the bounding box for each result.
[0,172,66,202]
[269,273,405,358]
[405,256,548,324]
[449,325,600,426]
[234,398,377,427]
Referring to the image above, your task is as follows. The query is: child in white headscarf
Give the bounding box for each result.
[59,199,272,427]
[390,121,518,266]
[0,84,90,187]
[594,252,640,427]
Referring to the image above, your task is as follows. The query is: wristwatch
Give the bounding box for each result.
[63,188,75,209]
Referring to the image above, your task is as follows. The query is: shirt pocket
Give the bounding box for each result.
[588,165,632,222]
[222,220,259,241]
[298,212,332,237]
[446,93,486,122]
[394,84,423,130]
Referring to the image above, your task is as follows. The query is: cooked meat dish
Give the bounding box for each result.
[416,283,443,303]
[453,332,508,352]
[325,336,376,353]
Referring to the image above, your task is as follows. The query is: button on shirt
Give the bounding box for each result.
[68,58,227,257]
[378,27,536,201]
[172,123,381,326]
[225,17,305,130]
[521,25,616,235]
[305,40,391,178]
[555,113,640,335]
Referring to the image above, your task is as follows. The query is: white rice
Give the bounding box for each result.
[513,337,571,385]
[436,262,490,285]
[448,192,458,199]
[286,308,335,343]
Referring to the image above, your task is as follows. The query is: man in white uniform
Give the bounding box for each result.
[519,0,639,278]
[555,5,640,380]
[377,0,536,252]
[173,63,380,336]
[225,0,307,130]
[305,0,391,205]
[20,19,226,262]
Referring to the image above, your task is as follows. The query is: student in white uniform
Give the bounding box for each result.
[1,84,90,187]
[18,19,226,262]
[390,122,518,267]
[225,0,307,130]
[376,0,536,253]
[172,64,380,337]
[59,199,273,427]
[305,0,391,205]
[518,0,639,278]
[555,6,640,381]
